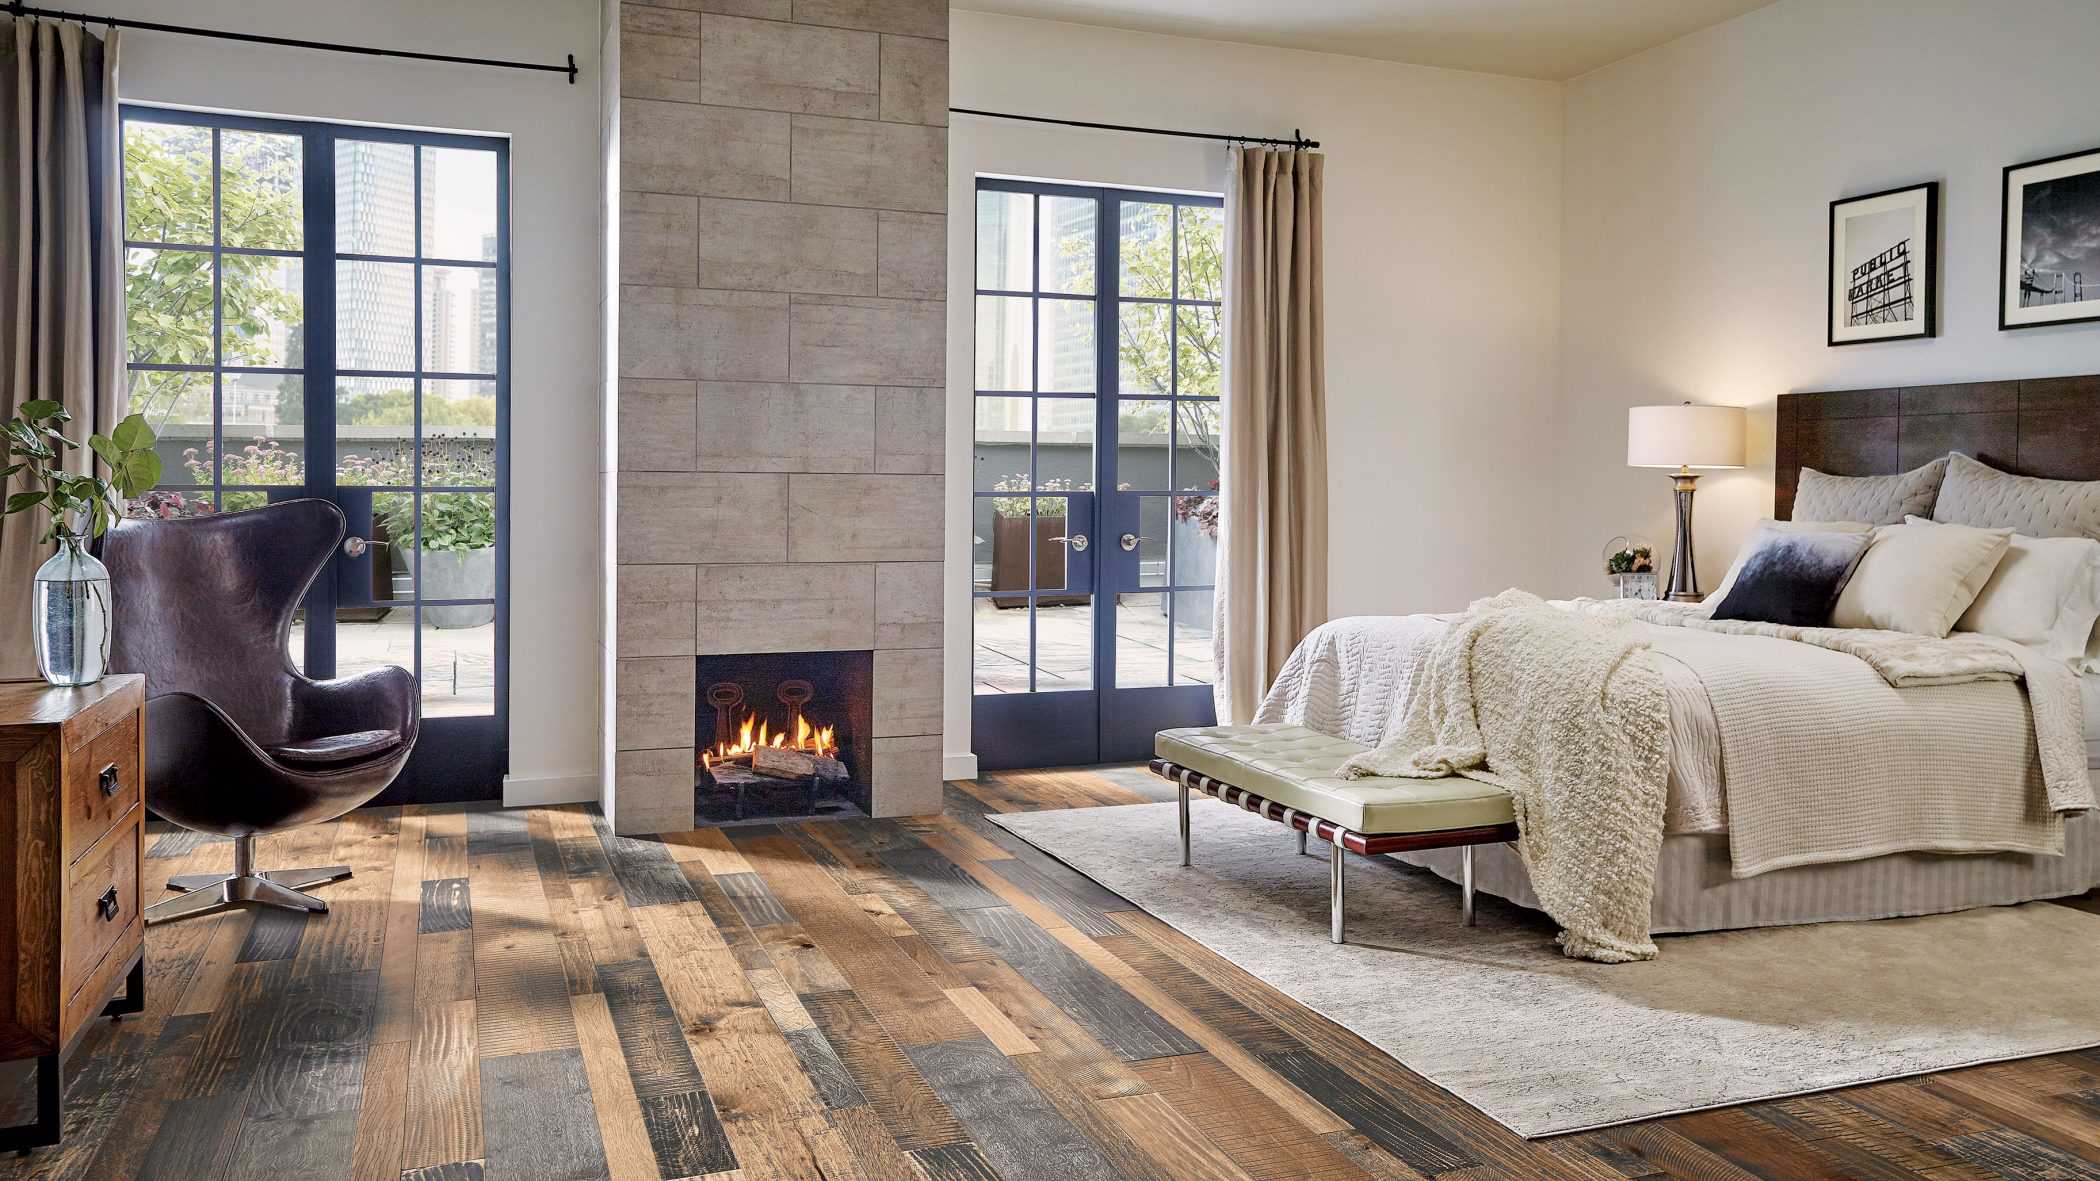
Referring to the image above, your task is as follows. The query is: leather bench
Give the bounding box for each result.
[1153,724,1518,944]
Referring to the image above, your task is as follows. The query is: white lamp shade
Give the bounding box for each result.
[1626,403,1745,469]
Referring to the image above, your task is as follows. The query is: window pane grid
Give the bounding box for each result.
[125,108,507,718]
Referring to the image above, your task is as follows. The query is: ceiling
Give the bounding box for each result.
[953,0,1779,81]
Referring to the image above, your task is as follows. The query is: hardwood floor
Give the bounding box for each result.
[6,765,2100,1180]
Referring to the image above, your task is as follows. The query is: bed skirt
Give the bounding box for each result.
[1395,803,2100,935]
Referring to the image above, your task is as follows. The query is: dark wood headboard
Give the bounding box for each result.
[1775,373,2100,519]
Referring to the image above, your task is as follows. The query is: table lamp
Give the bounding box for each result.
[1627,403,1745,602]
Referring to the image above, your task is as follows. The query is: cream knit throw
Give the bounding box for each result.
[1336,590,1669,963]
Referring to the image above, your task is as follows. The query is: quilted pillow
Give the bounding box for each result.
[1831,520,2012,637]
[1708,527,1872,627]
[1932,451,2100,540]
[1793,457,1948,525]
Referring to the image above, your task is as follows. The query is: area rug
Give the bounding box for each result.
[987,800,2100,1137]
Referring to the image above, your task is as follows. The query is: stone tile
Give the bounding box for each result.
[614,748,696,835]
[789,114,944,213]
[875,210,942,299]
[878,34,946,125]
[616,564,698,657]
[693,198,877,295]
[873,648,940,736]
[793,0,947,40]
[620,193,698,287]
[622,100,790,200]
[617,658,697,750]
[619,379,699,471]
[787,475,941,561]
[620,287,789,381]
[874,386,942,474]
[870,734,944,817]
[693,562,875,653]
[875,561,941,648]
[695,382,874,472]
[621,6,701,102]
[700,14,879,118]
[617,471,789,563]
[789,295,942,385]
[630,0,789,17]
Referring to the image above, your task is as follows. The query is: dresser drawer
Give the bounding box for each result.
[63,818,139,990]
[64,711,140,867]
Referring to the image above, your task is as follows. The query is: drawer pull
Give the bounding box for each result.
[98,763,121,797]
[97,887,120,922]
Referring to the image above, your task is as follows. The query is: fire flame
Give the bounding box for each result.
[702,712,837,769]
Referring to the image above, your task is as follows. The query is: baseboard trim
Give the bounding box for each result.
[503,772,599,808]
[944,753,978,781]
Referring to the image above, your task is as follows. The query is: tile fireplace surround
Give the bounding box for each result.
[608,0,951,833]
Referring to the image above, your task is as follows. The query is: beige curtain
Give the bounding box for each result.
[1215,146,1326,723]
[0,18,123,681]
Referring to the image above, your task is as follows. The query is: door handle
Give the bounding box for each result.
[1048,534,1089,553]
[1119,533,1153,552]
[342,536,370,558]
[97,887,119,922]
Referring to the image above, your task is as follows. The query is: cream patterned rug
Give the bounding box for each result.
[987,799,2100,1137]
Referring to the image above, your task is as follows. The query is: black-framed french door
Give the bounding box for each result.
[972,178,1221,770]
[119,105,510,803]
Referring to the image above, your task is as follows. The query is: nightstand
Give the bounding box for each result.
[0,675,147,1151]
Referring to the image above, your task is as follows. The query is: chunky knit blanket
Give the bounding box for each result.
[1336,590,1670,963]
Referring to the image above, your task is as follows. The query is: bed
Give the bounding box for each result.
[1260,375,2100,934]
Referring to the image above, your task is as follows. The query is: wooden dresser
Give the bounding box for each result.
[0,675,147,1150]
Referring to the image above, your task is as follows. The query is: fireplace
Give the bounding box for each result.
[693,650,873,823]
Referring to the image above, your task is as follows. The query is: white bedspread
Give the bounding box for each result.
[1257,603,2089,875]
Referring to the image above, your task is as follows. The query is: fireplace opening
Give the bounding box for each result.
[694,650,873,824]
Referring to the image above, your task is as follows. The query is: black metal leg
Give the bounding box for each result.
[0,1054,60,1154]
[103,957,145,1021]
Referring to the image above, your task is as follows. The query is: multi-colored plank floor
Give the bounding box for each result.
[6,765,2100,1180]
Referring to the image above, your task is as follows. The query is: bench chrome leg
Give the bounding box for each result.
[1179,781,1191,867]
[1461,845,1476,927]
[1330,839,1346,944]
[1297,829,1307,857]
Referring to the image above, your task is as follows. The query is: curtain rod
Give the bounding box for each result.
[3,1,578,83]
[949,107,1317,150]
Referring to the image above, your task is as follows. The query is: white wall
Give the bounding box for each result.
[945,12,1564,771]
[110,0,604,803]
[1555,0,2100,598]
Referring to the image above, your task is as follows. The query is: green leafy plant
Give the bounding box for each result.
[2,401,162,540]
[374,492,494,553]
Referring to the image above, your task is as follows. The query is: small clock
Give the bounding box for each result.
[1603,536,1658,600]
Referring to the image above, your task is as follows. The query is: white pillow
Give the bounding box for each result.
[1831,521,2011,637]
[1704,519,1872,612]
[1795,458,1948,525]
[1905,517,2100,664]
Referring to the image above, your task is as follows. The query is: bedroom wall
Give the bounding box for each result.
[1554,0,2100,600]
[106,0,605,805]
[946,11,1565,773]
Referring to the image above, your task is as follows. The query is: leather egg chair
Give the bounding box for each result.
[102,498,419,924]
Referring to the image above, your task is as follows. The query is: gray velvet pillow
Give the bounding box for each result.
[1793,457,1948,525]
[1931,451,2100,541]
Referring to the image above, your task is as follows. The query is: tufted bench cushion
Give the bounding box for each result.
[1155,724,1514,835]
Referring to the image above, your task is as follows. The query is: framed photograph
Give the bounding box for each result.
[1828,181,1937,346]
[2001,145,2100,330]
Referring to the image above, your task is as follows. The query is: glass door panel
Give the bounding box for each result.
[971,179,1220,770]
[121,107,509,802]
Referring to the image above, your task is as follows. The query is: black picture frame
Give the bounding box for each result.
[1827,181,1937,347]
[2000,145,2100,331]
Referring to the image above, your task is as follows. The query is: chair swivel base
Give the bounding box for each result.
[144,833,352,925]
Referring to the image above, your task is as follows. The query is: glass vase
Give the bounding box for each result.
[33,530,111,687]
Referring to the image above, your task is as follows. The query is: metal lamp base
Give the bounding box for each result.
[1665,468,1703,603]
[145,833,352,924]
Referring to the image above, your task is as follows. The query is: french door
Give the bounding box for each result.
[972,179,1221,769]
[120,106,510,803]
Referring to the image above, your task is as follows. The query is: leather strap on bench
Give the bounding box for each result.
[1152,759,1518,855]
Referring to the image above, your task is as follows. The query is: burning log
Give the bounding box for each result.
[751,746,849,782]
